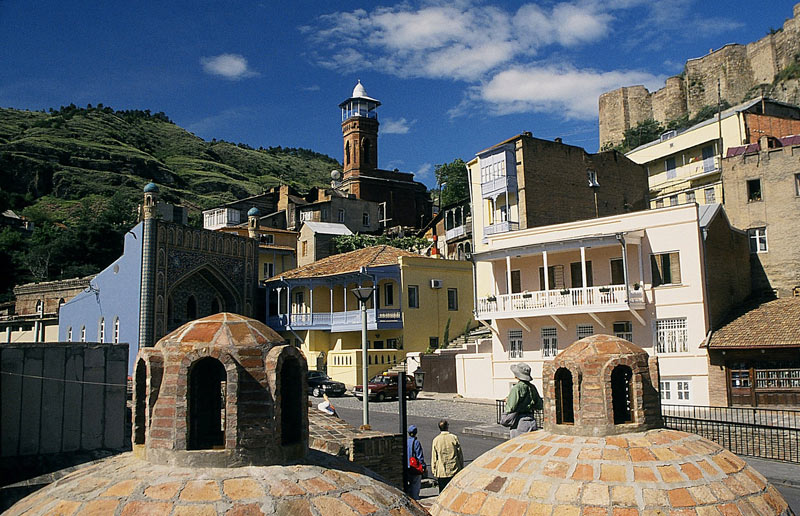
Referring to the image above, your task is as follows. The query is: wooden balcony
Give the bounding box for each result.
[477,285,645,319]
[268,308,402,332]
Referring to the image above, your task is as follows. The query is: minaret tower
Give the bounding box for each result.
[339,80,380,183]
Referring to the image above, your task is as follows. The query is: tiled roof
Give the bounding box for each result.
[708,298,800,349]
[275,245,418,280]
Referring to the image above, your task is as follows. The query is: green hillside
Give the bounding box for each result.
[0,104,340,300]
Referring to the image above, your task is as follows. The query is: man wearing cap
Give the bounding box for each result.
[506,362,543,438]
[406,425,426,499]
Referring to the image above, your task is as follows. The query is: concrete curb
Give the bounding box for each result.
[462,423,510,440]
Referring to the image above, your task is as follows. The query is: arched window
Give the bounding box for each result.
[57,298,65,313]
[80,326,86,342]
[280,357,302,446]
[554,368,575,425]
[134,359,147,445]
[188,357,226,450]
[99,317,105,342]
[67,327,72,342]
[611,365,634,424]
[187,296,197,321]
[113,317,120,343]
[345,141,350,165]
[211,297,221,315]
[361,138,371,165]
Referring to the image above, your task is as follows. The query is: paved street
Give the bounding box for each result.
[328,394,800,510]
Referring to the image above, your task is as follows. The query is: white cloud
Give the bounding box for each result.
[478,66,664,119]
[415,162,434,181]
[200,54,257,80]
[381,117,415,134]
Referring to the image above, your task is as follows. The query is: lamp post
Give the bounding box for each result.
[352,285,374,427]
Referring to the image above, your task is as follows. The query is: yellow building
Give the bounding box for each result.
[626,97,800,208]
[263,245,473,386]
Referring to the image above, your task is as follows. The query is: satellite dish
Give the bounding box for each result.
[331,170,342,181]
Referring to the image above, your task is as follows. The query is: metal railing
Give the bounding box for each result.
[495,400,543,429]
[495,400,800,463]
[478,285,644,317]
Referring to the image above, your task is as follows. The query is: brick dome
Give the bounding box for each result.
[8,313,427,516]
[430,335,794,516]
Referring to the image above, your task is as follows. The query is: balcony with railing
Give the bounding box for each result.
[445,224,467,241]
[484,220,519,236]
[268,308,402,332]
[477,284,645,319]
[481,174,518,198]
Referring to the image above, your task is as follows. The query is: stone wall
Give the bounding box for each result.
[13,277,92,316]
[702,211,751,330]
[721,144,800,297]
[0,342,128,481]
[308,409,403,487]
[599,3,800,147]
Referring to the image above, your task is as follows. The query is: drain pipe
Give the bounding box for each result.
[615,232,630,303]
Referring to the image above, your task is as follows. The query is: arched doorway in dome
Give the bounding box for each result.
[554,367,574,425]
[611,365,634,424]
[280,357,302,446]
[188,357,227,450]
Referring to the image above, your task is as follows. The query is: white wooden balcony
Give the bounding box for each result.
[445,224,467,241]
[476,285,645,319]
[484,221,519,236]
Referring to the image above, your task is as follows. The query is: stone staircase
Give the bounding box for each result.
[444,327,492,351]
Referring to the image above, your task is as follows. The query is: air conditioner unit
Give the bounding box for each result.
[430,279,443,289]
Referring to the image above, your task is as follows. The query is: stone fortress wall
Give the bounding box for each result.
[600,3,800,147]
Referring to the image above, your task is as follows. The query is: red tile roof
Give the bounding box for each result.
[707,298,800,349]
[274,245,418,280]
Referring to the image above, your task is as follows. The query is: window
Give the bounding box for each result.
[660,381,671,400]
[554,368,574,424]
[362,212,370,227]
[337,209,345,223]
[408,285,419,309]
[300,211,312,222]
[384,283,394,306]
[67,327,72,342]
[321,207,329,221]
[611,365,633,424]
[570,261,593,288]
[263,262,275,278]
[610,258,625,285]
[577,325,594,340]
[748,227,768,253]
[113,318,120,343]
[669,195,678,206]
[747,178,762,202]
[301,240,308,257]
[542,327,558,357]
[259,234,274,245]
[655,318,688,353]
[729,363,751,388]
[387,338,398,349]
[508,330,523,359]
[294,291,304,310]
[665,157,676,179]
[429,337,439,350]
[447,288,458,311]
[655,199,664,208]
[686,191,696,204]
[613,321,633,342]
[796,174,800,196]
[510,270,521,294]
[99,318,105,342]
[677,381,690,401]
[539,265,565,290]
[650,252,681,287]
[704,187,716,204]
[80,326,86,342]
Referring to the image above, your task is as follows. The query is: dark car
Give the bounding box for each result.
[307,370,346,397]
[353,373,419,402]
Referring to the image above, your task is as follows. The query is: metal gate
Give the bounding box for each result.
[419,353,457,393]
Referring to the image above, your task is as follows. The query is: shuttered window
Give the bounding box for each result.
[650,252,681,287]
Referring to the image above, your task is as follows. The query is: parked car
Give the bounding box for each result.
[353,373,419,402]
[307,371,346,397]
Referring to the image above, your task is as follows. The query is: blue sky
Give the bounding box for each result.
[1,0,797,189]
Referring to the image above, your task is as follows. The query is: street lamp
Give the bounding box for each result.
[587,169,600,218]
[352,285,374,427]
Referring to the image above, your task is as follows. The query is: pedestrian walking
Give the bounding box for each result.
[406,425,426,500]
[431,420,463,493]
[506,362,543,438]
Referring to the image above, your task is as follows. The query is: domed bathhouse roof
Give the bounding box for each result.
[430,334,794,516]
[143,182,159,193]
[247,206,260,217]
[8,313,425,516]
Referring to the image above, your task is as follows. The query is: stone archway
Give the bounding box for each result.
[165,265,239,331]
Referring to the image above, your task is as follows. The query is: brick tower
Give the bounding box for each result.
[339,80,380,191]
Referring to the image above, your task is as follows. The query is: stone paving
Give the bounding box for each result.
[327,393,497,424]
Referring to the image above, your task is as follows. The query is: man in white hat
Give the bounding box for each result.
[506,362,543,438]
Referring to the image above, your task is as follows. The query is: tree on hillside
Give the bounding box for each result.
[333,234,429,254]
[434,159,469,207]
